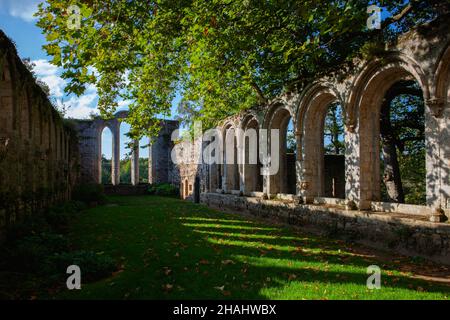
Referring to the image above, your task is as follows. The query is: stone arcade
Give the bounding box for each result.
[181,16,450,262]
[1,16,450,261]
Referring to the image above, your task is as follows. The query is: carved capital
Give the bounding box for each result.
[300,181,309,191]
[427,98,446,118]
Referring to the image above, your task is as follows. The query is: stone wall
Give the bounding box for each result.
[0,30,79,239]
[201,193,450,264]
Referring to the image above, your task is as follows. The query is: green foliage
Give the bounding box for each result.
[6,215,51,243]
[45,201,87,230]
[35,1,448,138]
[380,81,426,205]
[148,183,179,196]
[11,233,69,273]
[101,156,112,184]
[0,199,116,295]
[102,156,149,184]
[72,183,106,204]
[324,103,345,155]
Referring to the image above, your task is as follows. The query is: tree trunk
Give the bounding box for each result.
[380,102,405,203]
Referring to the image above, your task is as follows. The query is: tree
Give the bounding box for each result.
[324,103,345,155]
[101,155,112,184]
[380,80,425,204]
[35,1,449,139]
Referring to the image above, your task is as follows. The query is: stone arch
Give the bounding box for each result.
[434,42,450,114]
[264,102,296,195]
[429,42,450,209]
[347,54,429,208]
[18,86,29,140]
[222,121,240,192]
[346,53,430,126]
[297,82,343,200]
[97,122,118,185]
[240,113,263,194]
[0,57,14,135]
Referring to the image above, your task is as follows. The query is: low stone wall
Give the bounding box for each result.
[200,193,450,264]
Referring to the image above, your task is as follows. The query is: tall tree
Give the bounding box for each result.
[35,0,449,138]
[380,80,425,204]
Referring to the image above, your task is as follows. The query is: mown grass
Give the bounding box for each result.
[54,195,449,300]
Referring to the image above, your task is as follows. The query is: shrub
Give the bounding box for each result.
[72,183,106,204]
[48,250,117,282]
[8,232,69,273]
[148,183,179,196]
[6,214,51,243]
[44,201,87,230]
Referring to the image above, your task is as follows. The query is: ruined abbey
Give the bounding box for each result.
[1,15,450,262]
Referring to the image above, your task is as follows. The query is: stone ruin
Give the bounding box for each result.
[1,15,450,261]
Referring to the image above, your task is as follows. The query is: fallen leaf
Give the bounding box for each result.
[163,267,172,276]
[221,260,235,265]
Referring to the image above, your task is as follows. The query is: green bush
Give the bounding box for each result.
[49,250,117,282]
[6,214,51,243]
[45,201,87,230]
[8,232,69,273]
[148,183,179,196]
[72,183,106,204]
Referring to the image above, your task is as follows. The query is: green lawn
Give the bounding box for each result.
[55,195,449,300]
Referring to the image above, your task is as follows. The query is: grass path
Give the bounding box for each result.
[55,195,450,300]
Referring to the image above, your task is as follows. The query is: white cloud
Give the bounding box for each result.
[32,59,66,98]
[30,59,131,120]
[32,59,59,77]
[2,0,41,22]
[61,93,99,119]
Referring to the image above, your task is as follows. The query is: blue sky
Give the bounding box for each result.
[0,0,175,159]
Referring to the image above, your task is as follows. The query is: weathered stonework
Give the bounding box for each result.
[73,113,179,186]
[201,193,450,264]
[0,31,79,239]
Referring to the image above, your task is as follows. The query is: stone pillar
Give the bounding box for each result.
[111,122,120,185]
[344,123,364,208]
[237,136,245,193]
[295,132,302,196]
[425,98,449,219]
[131,139,140,186]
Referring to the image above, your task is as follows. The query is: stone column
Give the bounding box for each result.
[111,122,120,185]
[237,136,245,193]
[344,123,364,209]
[131,139,140,186]
[425,98,449,221]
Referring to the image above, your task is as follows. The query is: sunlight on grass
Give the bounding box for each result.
[192,229,305,241]
[181,222,279,231]
[178,217,258,225]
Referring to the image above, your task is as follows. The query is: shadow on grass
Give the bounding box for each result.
[55,195,450,300]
